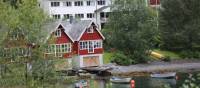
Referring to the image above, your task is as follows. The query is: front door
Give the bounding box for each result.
[88,41,94,53]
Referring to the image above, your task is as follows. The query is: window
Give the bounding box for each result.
[88,41,94,53]
[63,1,72,6]
[63,14,72,19]
[87,13,94,18]
[51,2,60,7]
[80,41,88,50]
[87,1,95,6]
[94,40,102,48]
[46,45,55,54]
[55,29,61,37]
[52,14,61,19]
[74,1,83,6]
[75,14,84,18]
[87,26,94,33]
[61,43,71,53]
[97,0,105,5]
[56,45,61,53]
[46,43,71,54]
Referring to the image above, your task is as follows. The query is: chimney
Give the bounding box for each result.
[69,16,73,24]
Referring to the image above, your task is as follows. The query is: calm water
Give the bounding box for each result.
[63,72,200,88]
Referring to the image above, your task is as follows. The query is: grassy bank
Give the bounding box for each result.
[103,49,182,64]
[153,49,181,59]
[103,52,113,64]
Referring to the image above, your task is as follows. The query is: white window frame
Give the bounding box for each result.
[61,43,71,53]
[79,41,88,50]
[51,2,60,7]
[63,14,72,19]
[94,40,102,49]
[97,0,105,5]
[46,43,71,55]
[87,26,94,33]
[86,0,95,6]
[74,1,83,6]
[52,14,61,19]
[75,14,84,18]
[63,1,72,6]
[88,41,94,53]
[55,29,61,37]
[87,13,94,18]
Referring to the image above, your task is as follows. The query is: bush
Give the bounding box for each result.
[180,51,200,59]
[111,52,132,65]
[162,56,171,62]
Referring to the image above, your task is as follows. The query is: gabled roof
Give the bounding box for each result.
[44,20,105,42]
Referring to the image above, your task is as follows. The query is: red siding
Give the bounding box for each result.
[79,48,104,55]
[80,29,103,41]
[72,41,79,55]
[56,29,72,44]
[47,26,73,58]
[79,28,104,55]
[150,0,160,5]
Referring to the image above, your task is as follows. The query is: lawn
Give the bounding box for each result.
[103,52,113,64]
[153,49,181,59]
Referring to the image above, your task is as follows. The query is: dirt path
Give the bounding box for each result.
[106,59,200,76]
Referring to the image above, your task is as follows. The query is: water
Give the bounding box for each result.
[64,72,200,88]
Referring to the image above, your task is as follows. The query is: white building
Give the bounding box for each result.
[39,0,112,29]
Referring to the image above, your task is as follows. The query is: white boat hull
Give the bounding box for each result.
[151,72,176,78]
[110,77,131,83]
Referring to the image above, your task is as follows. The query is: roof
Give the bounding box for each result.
[44,20,105,42]
[94,6,111,13]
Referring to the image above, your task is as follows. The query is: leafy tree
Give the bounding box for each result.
[0,0,58,87]
[159,0,200,51]
[104,0,158,65]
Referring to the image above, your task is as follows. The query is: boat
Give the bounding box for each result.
[75,80,88,88]
[110,77,132,83]
[151,72,176,79]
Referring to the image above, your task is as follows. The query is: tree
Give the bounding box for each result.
[159,0,200,51]
[0,0,57,87]
[104,0,158,65]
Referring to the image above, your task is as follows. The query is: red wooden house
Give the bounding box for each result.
[45,20,105,68]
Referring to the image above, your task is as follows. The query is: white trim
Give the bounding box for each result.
[45,43,72,56]
[88,41,94,53]
[95,27,105,40]
[55,28,61,37]
[58,24,75,42]
[87,26,94,33]
[79,41,88,50]
[78,54,103,67]
[77,21,93,41]
[79,40,103,50]
[45,23,74,43]
[77,21,105,41]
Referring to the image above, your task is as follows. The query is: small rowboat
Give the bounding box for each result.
[75,80,88,88]
[151,72,176,79]
[110,77,132,83]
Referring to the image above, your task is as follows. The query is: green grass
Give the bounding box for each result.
[103,52,113,64]
[153,49,181,59]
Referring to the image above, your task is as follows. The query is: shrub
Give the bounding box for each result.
[180,51,200,59]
